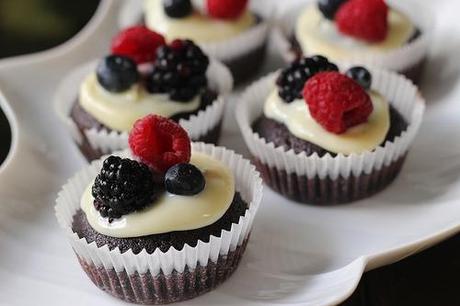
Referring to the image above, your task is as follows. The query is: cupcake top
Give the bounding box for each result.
[144,0,256,43]
[264,56,391,155]
[79,27,214,132]
[80,115,235,238]
[295,0,417,61]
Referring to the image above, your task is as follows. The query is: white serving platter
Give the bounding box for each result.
[1,1,460,305]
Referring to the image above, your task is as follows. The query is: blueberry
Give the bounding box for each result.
[165,163,205,196]
[346,66,372,90]
[96,55,139,93]
[317,0,348,20]
[163,0,192,18]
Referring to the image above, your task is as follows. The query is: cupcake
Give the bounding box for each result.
[141,0,269,82]
[55,115,262,304]
[236,56,425,204]
[55,31,233,161]
[273,0,432,83]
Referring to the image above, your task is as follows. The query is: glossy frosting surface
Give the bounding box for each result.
[295,5,415,60]
[144,0,255,43]
[81,152,235,238]
[264,88,390,155]
[79,73,201,131]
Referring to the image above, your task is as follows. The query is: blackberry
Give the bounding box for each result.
[346,66,372,90]
[92,156,157,221]
[163,0,192,18]
[165,163,205,196]
[96,55,139,93]
[277,55,338,103]
[317,0,348,20]
[146,40,209,102]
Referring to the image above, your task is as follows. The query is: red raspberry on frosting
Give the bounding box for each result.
[206,0,248,19]
[111,26,166,64]
[303,71,374,134]
[335,0,389,42]
[129,115,191,173]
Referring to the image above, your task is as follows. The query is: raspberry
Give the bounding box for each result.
[129,115,191,173]
[207,0,248,19]
[303,72,373,134]
[335,0,388,42]
[111,26,166,64]
[146,39,209,102]
[92,156,157,221]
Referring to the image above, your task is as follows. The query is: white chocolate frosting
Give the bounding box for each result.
[295,5,415,61]
[81,152,235,238]
[144,0,255,43]
[79,73,201,132]
[264,89,390,155]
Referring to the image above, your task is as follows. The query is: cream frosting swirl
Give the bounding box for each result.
[295,5,415,60]
[264,89,390,155]
[81,152,235,238]
[79,73,201,132]
[144,0,255,43]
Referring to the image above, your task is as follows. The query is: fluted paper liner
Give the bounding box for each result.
[272,0,433,75]
[55,143,263,304]
[54,59,233,156]
[236,67,425,204]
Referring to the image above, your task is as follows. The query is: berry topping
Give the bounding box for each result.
[346,66,372,90]
[129,115,191,173]
[92,156,157,221]
[163,0,193,18]
[303,71,373,134]
[111,26,166,64]
[335,0,389,42]
[165,163,206,195]
[96,55,139,93]
[277,56,338,103]
[318,0,348,20]
[207,0,248,20]
[146,39,209,102]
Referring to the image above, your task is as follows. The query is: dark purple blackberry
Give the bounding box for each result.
[146,40,209,102]
[277,56,339,103]
[92,156,158,221]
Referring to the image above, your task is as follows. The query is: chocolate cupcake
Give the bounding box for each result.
[55,115,262,304]
[236,56,425,205]
[272,0,432,83]
[140,0,269,83]
[55,36,233,161]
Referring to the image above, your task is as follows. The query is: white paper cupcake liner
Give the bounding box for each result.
[54,59,233,158]
[272,0,433,74]
[236,66,425,204]
[55,142,263,304]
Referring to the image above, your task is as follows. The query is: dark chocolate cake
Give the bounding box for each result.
[72,193,248,254]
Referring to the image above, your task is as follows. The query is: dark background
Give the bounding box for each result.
[0,0,100,164]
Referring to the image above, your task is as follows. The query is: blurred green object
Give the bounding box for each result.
[0,0,100,164]
[0,0,100,57]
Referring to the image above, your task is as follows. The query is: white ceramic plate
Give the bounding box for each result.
[1,1,460,305]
